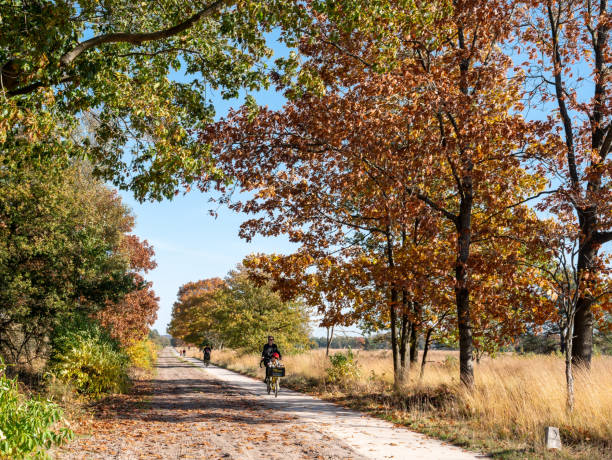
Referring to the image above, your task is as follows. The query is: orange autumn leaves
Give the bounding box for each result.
[95,235,160,347]
[199,0,565,384]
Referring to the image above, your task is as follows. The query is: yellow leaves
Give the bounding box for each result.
[256,186,276,198]
[546,289,559,302]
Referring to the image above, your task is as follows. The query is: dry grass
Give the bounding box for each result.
[207,348,612,459]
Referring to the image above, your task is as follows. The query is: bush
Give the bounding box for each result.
[126,338,157,371]
[48,321,129,397]
[0,361,73,459]
[327,348,360,384]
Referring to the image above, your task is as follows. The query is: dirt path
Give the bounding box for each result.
[182,353,486,460]
[55,348,366,460]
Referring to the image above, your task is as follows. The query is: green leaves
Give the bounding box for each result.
[0,361,73,459]
[48,318,130,397]
[217,266,311,353]
[0,161,134,363]
[169,265,311,353]
[327,348,360,384]
[1,0,294,201]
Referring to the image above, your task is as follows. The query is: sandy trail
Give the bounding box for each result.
[55,348,366,460]
[183,352,486,460]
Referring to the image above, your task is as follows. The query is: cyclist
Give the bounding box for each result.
[260,336,282,382]
[203,345,212,366]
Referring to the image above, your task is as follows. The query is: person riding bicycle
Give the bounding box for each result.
[260,336,282,382]
[203,345,211,365]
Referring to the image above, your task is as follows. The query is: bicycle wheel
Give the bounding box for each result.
[274,378,279,397]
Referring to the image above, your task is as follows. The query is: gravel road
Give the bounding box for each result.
[55,348,486,459]
[182,352,486,460]
[55,348,366,459]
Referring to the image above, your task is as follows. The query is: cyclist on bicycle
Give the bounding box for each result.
[203,345,212,365]
[260,336,282,382]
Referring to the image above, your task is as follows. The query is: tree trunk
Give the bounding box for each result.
[409,321,419,363]
[390,288,400,386]
[565,311,575,412]
[325,325,335,357]
[572,238,596,368]
[545,0,609,370]
[571,3,612,370]
[456,190,474,388]
[559,325,566,354]
[420,327,433,381]
[385,224,405,388]
[398,308,411,384]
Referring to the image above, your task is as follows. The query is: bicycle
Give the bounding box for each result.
[204,355,210,367]
[264,359,285,397]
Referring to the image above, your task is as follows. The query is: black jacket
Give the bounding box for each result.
[261,343,282,361]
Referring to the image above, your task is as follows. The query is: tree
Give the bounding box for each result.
[149,329,171,348]
[529,224,611,411]
[168,278,226,348]
[0,0,308,200]
[201,0,553,387]
[169,265,311,353]
[95,236,160,347]
[0,161,134,363]
[518,0,612,368]
[246,252,373,358]
[218,265,311,352]
[95,277,159,347]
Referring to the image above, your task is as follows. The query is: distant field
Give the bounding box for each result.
[198,347,612,460]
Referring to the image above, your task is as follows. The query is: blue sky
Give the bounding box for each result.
[119,189,301,335]
[117,33,346,337]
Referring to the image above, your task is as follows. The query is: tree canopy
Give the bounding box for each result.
[0,0,305,200]
[169,264,311,353]
[0,161,159,363]
[199,0,559,386]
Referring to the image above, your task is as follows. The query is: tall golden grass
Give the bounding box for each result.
[207,348,612,455]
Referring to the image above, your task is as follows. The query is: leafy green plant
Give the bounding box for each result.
[0,361,73,459]
[327,348,360,384]
[48,320,129,397]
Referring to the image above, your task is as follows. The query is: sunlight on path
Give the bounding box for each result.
[182,352,487,460]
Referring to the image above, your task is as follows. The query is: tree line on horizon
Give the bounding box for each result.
[168,265,311,354]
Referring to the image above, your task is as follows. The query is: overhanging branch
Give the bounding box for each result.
[59,0,227,67]
[3,0,228,97]
[594,230,612,245]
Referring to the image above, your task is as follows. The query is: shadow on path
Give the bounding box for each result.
[87,357,292,426]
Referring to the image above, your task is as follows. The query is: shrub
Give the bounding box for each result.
[327,348,360,384]
[48,321,129,397]
[126,338,157,371]
[0,361,73,459]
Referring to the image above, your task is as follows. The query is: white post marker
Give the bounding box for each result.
[545,426,562,450]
